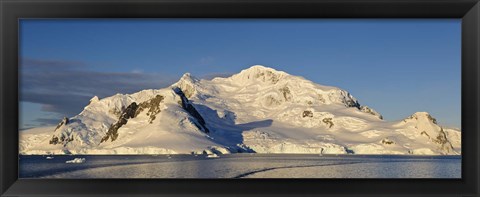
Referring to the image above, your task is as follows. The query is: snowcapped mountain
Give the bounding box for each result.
[20,65,461,155]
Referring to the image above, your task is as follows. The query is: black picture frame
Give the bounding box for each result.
[1,0,479,196]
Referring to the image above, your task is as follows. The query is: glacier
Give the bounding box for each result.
[20,65,461,155]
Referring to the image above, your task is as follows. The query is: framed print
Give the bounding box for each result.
[1,0,479,196]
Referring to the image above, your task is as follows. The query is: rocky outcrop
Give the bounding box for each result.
[434,128,454,152]
[403,112,456,154]
[21,65,460,155]
[101,102,139,143]
[136,95,164,123]
[255,70,280,84]
[381,138,395,145]
[404,112,437,124]
[421,128,454,153]
[101,94,165,143]
[174,87,210,133]
[54,117,69,131]
[279,86,292,101]
[360,106,383,120]
[302,110,313,118]
[49,117,71,145]
[322,118,334,128]
[49,135,73,145]
[345,99,360,108]
[336,90,360,108]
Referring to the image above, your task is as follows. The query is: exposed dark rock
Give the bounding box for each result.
[345,148,355,154]
[109,106,124,117]
[174,87,210,133]
[360,106,383,120]
[54,117,69,131]
[405,113,436,124]
[265,95,281,106]
[420,127,454,153]
[407,115,417,120]
[345,99,361,109]
[136,95,164,123]
[317,94,326,104]
[49,136,59,145]
[50,117,71,145]
[381,138,395,145]
[302,110,313,118]
[322,118,334,128]
[427,114,438,124]
[100,94,165,143]
[255,70,280,84]
[420,131,430,138]
[49,133,73,145]
[278,86,292,101]
[433,128,448,144]
[61,135,74,147]
[434,127,454,152]
[101,102,139,143]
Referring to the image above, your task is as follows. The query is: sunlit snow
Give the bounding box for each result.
[19,65,461,155]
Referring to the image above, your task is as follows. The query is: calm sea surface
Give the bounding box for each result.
[19,154,461,178]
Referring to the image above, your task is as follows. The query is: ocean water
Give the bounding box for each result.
[19,154,461,178]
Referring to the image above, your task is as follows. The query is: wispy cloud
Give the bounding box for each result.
[20,117,62,130]
[131,69,144,74]
[20,58,86,71]
[20,58,178,123]
[199,56,215,65]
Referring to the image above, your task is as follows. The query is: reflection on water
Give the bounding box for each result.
[19,154,461,179]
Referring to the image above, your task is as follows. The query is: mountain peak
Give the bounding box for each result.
[242,65,282,73]
[180,72,194,80]
[175,72,199,84]
[229,65,288,84]
[404,112,438,124]
[88,96,100,105]
[248,65,274,70]
[20,65,461,156]
[172,73,200,98]
[90,95,99,101]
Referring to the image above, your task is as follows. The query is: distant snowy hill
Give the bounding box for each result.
[20,65,461,155]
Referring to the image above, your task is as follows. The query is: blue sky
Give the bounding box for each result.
[19,19,461,129]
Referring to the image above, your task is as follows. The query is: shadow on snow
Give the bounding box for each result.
[191,103,273,153]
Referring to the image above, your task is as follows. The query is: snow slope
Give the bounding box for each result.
[20,65,461,155]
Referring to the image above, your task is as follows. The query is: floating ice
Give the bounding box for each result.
[206,154,220,158]
[66,158,86,164]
